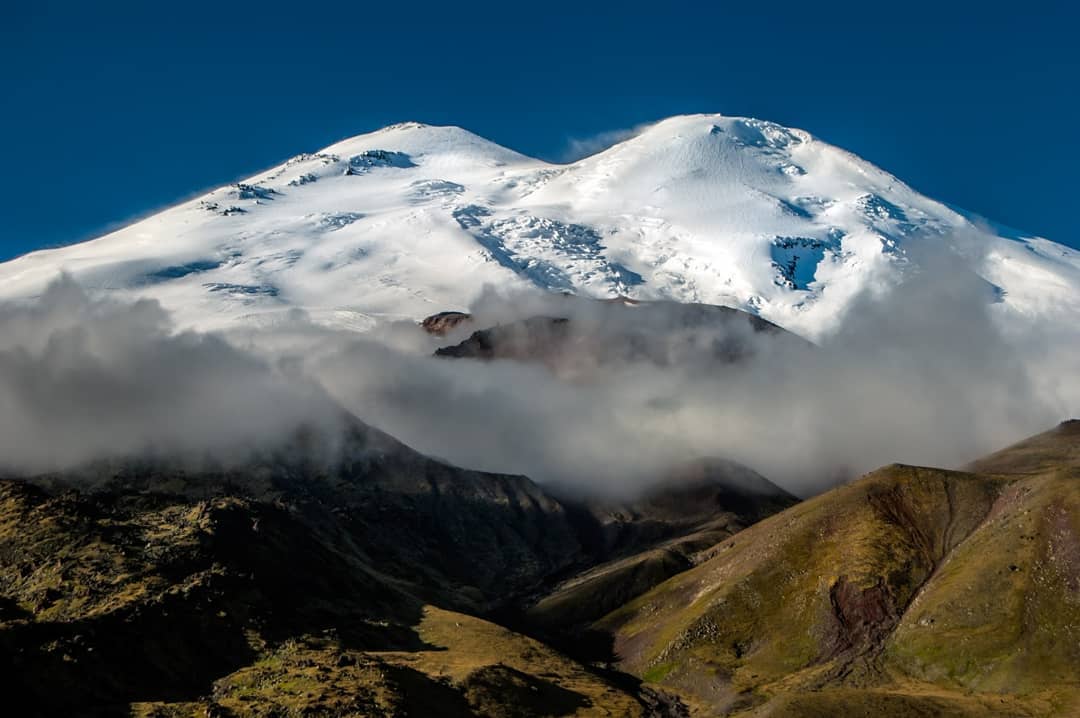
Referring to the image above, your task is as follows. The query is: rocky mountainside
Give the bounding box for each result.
[24,416,582,609]
[0,408,801,716]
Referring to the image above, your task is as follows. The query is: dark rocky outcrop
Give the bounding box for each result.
[432,299,811,372]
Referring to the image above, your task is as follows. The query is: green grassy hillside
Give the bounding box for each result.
[596,422,1080,716]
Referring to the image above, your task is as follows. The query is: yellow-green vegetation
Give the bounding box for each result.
[528,459,798,632]
[967,420,1080,475]
[527,525,727,629]
[885,424,1080,710]
[643,662,678,683]
[137,607,650,717]
[742,685,1061,717]
[6,421,1079,716]
[376,606,645,716]
[0,478,672,716]
[596,421,1080,716]
[0,486,220,624]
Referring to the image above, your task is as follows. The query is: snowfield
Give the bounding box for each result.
[2,115,1078,339]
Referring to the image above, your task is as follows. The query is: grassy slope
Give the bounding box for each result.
[596,422,1080,717]
[527,519,735,630]
[0,479,667,716]
[885,422,1080,707]
[529,461,799,631]
[136,606,651,717]
[5,422,1077,716]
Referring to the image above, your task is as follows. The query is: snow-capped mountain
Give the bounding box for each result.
[2,114,1078,338]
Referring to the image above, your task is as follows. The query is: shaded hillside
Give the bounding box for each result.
[0,470,675,716]
[130,606,672,718]
[596,422,1080,716]
[529,461,798,631]
[0,463,678,716]
[581,459,798,554]
[25,417,584,609]
[0,480,418,712]
[0,413,796,716]
[432,299,811,376]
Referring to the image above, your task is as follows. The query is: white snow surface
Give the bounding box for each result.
[2,115,1078,338]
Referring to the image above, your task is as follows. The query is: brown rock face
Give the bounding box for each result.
[435,316,571,361]
[826,575,899,657]
[420,311,472,336]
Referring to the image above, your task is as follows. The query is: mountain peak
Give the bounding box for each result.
[0,115,1076,340]
[378,120,432,131]
[318,121,533,169]
[585,114,814,155]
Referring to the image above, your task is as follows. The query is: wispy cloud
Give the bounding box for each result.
[3,239,1077,499]
[559,125,649,162]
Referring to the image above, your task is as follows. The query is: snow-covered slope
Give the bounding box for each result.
[2,115,1078,338]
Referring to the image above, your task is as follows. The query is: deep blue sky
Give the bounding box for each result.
[2,0,1077,260]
